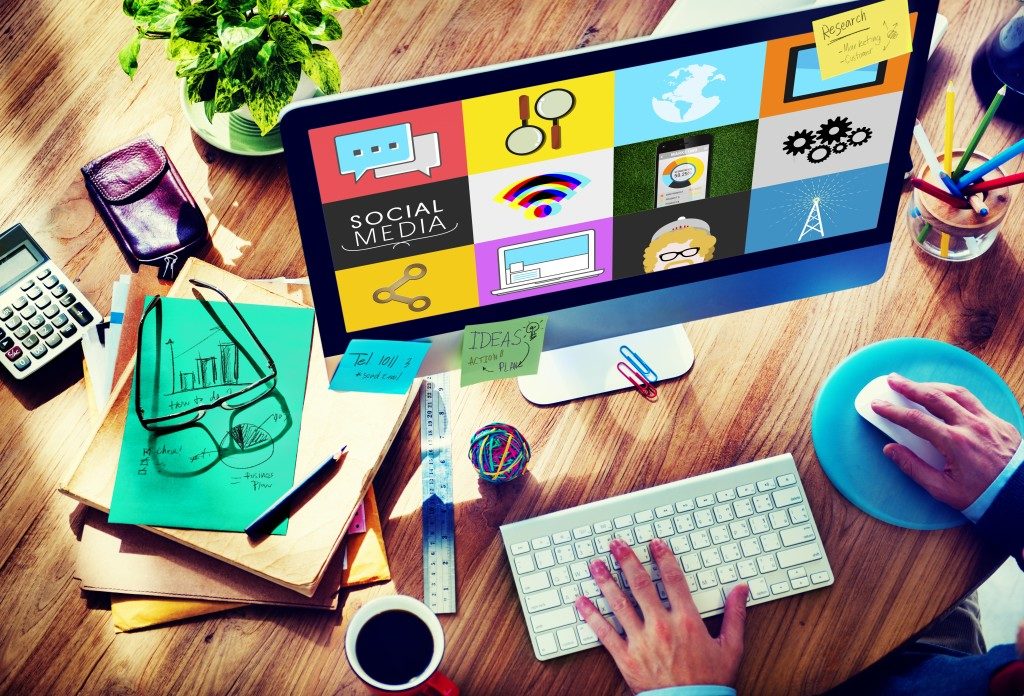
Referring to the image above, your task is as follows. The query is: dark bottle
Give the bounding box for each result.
[972,6,1024,123]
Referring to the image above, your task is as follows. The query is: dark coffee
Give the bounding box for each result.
[354,609,435,686]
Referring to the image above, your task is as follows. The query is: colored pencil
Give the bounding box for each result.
[910,177,970,209]
[957,136,1024,188]
[953,85,1006,179]
[916,222,932,244]
[939,233,951,258]
[913,120,964,197]
[968,193,988,216]
[944,81,954,176]
[963,171,1024,195]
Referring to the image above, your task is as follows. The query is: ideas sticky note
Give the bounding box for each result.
[812,0,912,80]
[461,316,548,386]
[331,339,430,394]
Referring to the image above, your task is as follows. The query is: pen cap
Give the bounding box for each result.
[917,151,1012,237]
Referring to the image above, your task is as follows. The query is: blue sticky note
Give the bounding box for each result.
[331,339,430,394]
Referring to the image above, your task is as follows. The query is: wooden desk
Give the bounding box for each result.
[1,0,1021,693]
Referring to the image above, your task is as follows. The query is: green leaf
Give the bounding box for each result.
[244,58,300,134]
[256,40,276,67]
[172,3,217,43]
[166,35,202,63]
[118,33,143,78]
[268,21,310,63]
[214,73,247,112]
[217,13,267,53]
[299,13,341,40]
[204,99,216,123]
[185,71,216,103]
[257,0,289,16]
[222,40,260,81]
[134,0,183,32]
[286,0,323,34]
[302,44,339,93]
[319,0,370,11]
[175,45,218,77]
[123,0,141,18]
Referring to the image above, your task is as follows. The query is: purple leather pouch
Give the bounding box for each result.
[82,135,208,280]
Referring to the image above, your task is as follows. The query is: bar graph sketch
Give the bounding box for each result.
[164,329,246,395]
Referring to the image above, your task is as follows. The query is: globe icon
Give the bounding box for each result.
[651,64,725,124]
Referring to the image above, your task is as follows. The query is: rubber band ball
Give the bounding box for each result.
[468,423,531,484]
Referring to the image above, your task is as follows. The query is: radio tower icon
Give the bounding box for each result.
[798,196,825,241]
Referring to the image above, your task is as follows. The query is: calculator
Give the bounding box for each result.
[0,224,99,378]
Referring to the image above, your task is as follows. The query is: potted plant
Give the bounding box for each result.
[119,0,369,136]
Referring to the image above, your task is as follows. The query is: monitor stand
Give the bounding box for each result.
[517,325,694,405]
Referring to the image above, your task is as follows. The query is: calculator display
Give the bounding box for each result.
[0,247,39,291]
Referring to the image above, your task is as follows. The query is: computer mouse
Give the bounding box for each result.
[854,376,948,470]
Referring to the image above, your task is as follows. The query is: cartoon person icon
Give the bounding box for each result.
[642,217,717,273]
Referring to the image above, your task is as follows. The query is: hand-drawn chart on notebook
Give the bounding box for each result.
[109,288,315,534]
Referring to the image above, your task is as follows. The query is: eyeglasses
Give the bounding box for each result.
[658,247,701,263]
[134,280,278,433]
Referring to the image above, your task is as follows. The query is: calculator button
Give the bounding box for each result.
[44,333,62,348]
[52,284,67,298]
[0,308,11,320]
[41,275,58,288]
[29,344,47,359]
[36,268,51,280]
[34,296,51,309]
[5,345,22,361]
[26,287,42,300]
[37,324,53,338]
[20,306,36,319]
[0,328,5,340]
[28,315,45,329]
[59,323,77,338]
[19,278,34,291]
[52,313,68,328]
[12,296,27,310]
[69,303,94,326]
[13,324,30,339]
[4,315,21,330]
[59,293,76,307]
[0,337,12,352]
[13,355,31,371]
[42,304,59,318]
[22,334,39,349]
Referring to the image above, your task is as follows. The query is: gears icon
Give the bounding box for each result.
[817,116,853,144]
[848,126,872,146]
[832,141,848,155]
[783,129,816,156]
[806,145,831,164]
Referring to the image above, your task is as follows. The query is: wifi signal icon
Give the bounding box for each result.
[498,173,590,219]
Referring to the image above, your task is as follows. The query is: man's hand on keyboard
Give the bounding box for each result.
[871,374,1022,510]
[575,538,748,694]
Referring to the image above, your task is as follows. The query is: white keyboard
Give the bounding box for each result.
[500,454,834,660]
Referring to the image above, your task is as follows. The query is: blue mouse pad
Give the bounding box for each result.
[812,337,1024,530]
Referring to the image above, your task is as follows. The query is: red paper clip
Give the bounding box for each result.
[617,361,657,401]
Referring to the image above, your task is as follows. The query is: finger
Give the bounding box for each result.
[589,558,643,635]
[887,374,969,424]
[872,399,951,445]
[610,538,661,618]
[883,443,952,498]
[719,583,749,655]
[916,380,988,417]
[575,596,627,659]
[650,538,699,617]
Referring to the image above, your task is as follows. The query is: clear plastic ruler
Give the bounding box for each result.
[420,372,456,614]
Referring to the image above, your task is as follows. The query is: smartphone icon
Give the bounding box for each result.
[655,135,712,208]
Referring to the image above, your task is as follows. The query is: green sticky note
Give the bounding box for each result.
[109,296,315,534]
[460,315,547,386]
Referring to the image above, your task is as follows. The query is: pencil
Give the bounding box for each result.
[957,136,1024,188]
[968,193,988,216]
[913,120,963,197]
[245,446,348,537]
[953,85,1006,180]
[963,171,1024,195]
[939,233,951,258]
[909,177,971,209]
[944,81,954,176]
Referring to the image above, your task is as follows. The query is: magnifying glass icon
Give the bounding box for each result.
[535,88,575,150]
[505,94,546,156]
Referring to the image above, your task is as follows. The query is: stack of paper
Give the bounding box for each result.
[81,274,131,415]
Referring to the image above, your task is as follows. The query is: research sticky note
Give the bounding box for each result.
[461,316,548,386]
[812,0,912,80]
[331,339,430,394]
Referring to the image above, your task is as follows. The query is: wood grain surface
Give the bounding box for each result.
[1,0,1022,694]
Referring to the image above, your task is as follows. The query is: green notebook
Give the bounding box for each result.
[109,296,315,534]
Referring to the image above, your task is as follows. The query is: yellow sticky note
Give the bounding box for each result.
[812,0,912,80]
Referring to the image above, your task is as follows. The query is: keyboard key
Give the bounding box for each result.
[594,520,613,534]
[536,632,558,656]
[550,567,571,585]
[556,626,579,650]
[613,515,633,529]
[13,324,29,339]
[777,543,824,568]
[773,488,803,507]
[0,307,10,320]
[531,536,552,550]
[59,323,76,338]
[511,542,530,555]
[696,494,715,508]
[52,284,67,298]
[689,530,711,549]
[580,580,600,598]
[515,555,535,574]
[655,504,674,518]
[733,499,754,517]
[574,540,596,559]
[692,588,724,614]
[753,495,773,513]
[612,529,635,546]
[717,565,738,584]
[633,545,650,563]
[655,520,674,538]
[788,567,808,580]
[4,315,20,329]
[729,521,751,539]
[634,524,654,543]
[555,545,574,564]
[769,511,790,529]
[578,624,598,645]
[643,562,661,582]
[675,499,695,512]
[810,571,831,585]
[713,505,734,523]
[69,302,94,326]
[737,484,756,497]
[12,296,27,310]
[780,525,816,547]
[700,548,722,567]
[791,577,810,589]
[22,334,39,349]
[4,345,22,361]
[594,596,612,614]
[750,515,770,534]
[552,531,572,544]
[51,313,68,328]
[26,287,42,300]
[526,589,561,613]
[740,538,762,557]
[43,304,58,318]
[569,562,590,581]
[697,569,718,589]
[721,543,741,562]
[761,533,782,552]
[674,514,695,534]
[531,606,577,633]
[777,474,797,487]
[756,479,777,492]
[757,555,779,574]
[680,553,701,572]
[686,574,698,593]
[34,296,51,309]
[594,534,612,553]
[36,268,51,279]
[670,536,691,555]
[535,549,556,569]
[41,274,58,288]
[716,489,736,502]
[560,585,581,604]
[19,278,34,291]
[655,580,668,600]
[29,315,44,329]
[58,293,75,306]
[694,510,714,528]
[737,560,758,579]
[20,305,36,319]
[771,581,790,595]
[0,337,11,351]
[710,525,730,545]
[572,526,592,539]
[521,571,551,593]
[748,578,770,600]
[790,505,810,524]
[634,509,654,523]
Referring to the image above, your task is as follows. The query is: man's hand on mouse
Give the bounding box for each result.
[871,373,1022,510]
[574,538,748,694]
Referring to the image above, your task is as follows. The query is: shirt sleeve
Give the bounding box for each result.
[637,687,736,696]
[974,442,1024,568]
[962,440,1024,522]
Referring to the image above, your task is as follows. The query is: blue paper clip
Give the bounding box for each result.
[617,360,657,401]
[619,345,658,382]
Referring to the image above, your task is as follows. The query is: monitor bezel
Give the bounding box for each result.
[282,0,937,359]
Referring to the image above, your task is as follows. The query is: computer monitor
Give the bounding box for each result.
[281,0,938,404]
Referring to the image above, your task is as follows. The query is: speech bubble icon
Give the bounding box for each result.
[335,123,414,181]
[373,132,442,179]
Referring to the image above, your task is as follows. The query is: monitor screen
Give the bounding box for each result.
[284,0,931,356]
